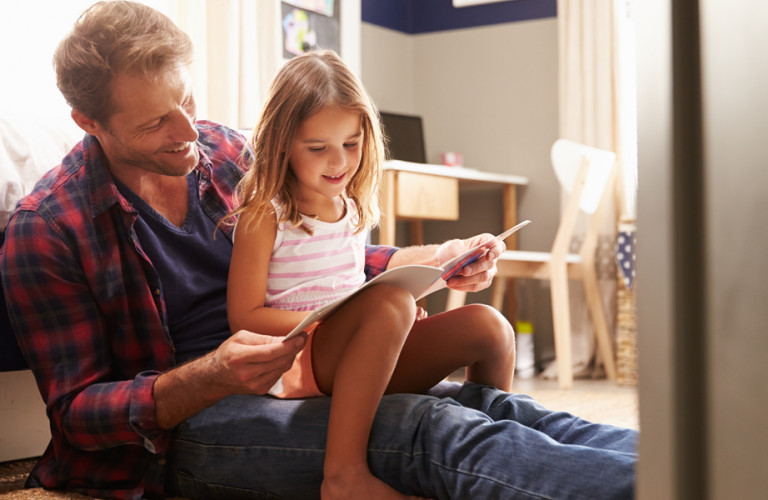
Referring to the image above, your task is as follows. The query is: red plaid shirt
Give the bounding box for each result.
[0,121,396,499]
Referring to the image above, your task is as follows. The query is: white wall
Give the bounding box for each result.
[361,19,560,351]
[0,0,362,127]
[359,24,417,112]
[0,1,95,117]
[362,20,559,251]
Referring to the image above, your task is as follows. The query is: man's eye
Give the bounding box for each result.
[144,119,164,131]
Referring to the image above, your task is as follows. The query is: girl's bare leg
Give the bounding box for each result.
[387,303,516,394]
[310,292,515,498]
[311,285,424,500]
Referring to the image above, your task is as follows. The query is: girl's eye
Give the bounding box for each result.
[309,147,325,153]
[344,142,359,149]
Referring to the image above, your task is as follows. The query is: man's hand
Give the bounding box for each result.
[436,234,505,293]
[211,330,306,395]
[154,331,306,429]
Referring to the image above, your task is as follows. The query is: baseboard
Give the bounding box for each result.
[0,370,49,462]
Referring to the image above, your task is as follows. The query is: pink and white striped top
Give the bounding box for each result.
[265,199,367,311]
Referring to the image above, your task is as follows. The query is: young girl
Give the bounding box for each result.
[226,50,516,500]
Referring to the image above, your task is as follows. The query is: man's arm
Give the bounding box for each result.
[1,210,305,449]
[153,331,305,429]
[1,210,168,451]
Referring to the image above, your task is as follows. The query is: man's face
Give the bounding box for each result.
[95,66,199,180]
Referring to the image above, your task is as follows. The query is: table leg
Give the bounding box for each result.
[502,185,519,322]
[379,170,396,246]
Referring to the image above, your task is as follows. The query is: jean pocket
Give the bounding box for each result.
[174,470,279,500]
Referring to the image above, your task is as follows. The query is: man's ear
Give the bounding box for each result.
[71,109,101,135]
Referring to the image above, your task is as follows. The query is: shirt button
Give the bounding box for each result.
[153,288,160,296]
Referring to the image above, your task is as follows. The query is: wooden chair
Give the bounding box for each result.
[490,139,618,389]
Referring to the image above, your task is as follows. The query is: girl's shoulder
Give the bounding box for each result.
[342,197,362,229]
[270,198,284,218]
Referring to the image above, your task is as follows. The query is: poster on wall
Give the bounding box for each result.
[281,1,340,59]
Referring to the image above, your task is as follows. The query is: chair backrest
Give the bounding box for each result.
[551,139,616,215]
[549,139,617,260]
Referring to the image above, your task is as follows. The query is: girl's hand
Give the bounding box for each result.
[415,306,428,321]
[436,234,505,292]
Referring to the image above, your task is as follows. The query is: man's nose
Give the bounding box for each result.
[170,109,198,142]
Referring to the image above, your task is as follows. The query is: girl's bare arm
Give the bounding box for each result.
[227,211,309,336]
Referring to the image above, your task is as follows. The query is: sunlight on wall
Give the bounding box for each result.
[1,1,357,129]
[0,1,175,119]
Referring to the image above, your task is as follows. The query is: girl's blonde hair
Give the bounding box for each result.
[229,49,384,234]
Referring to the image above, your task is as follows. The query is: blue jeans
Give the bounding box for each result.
[166,382,637,499]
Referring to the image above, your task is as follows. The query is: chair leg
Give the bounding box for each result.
[491,277,508,311]
[550,264,573,389]
[582,272,617,381]
[445,290,467,311]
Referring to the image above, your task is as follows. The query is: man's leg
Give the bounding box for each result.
[166,393,433,500]
[452,381,638,453]
[372,383,636,500]
[167,384,637,499]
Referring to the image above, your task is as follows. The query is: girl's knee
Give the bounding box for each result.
[464,303,516,352]
[365,284,417,330]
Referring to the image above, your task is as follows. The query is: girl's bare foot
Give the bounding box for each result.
[321,464,426,500]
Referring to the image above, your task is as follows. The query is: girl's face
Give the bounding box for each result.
[288,105,363,211]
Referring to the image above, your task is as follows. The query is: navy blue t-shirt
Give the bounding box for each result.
[115,173,233,363]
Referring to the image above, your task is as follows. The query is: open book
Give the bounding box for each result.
[283,219,531,339]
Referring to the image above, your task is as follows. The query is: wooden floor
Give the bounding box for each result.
[516,377,638,429]
[448,370,639,430]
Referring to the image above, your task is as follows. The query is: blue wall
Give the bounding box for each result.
[361,0,556,34]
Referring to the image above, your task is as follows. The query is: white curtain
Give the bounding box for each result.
[543,0,635,379]
[4,1,359,131]
[159,0,283,129]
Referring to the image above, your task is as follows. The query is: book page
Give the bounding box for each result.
[283,265,444,339]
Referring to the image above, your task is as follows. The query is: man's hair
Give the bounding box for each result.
[53,0,194,124]
[230,49,384,235]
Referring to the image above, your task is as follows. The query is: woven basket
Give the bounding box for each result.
[616,275,637,386]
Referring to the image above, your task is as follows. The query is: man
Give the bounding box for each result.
[0,2,637,499]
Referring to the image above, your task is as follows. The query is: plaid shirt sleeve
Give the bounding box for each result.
[364,244,398,280]
[1,209,170,454]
